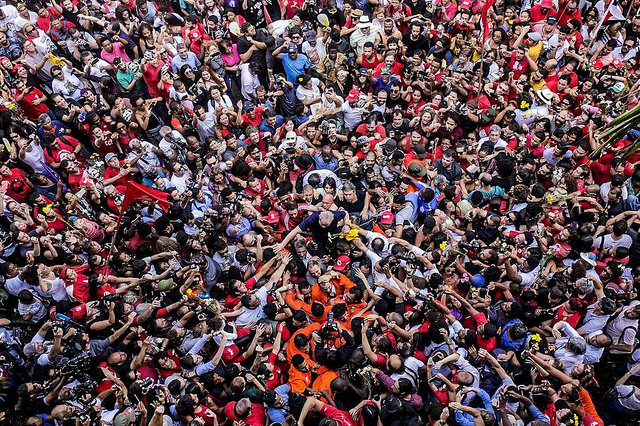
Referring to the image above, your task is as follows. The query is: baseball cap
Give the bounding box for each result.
[113,408,136,426]
[380,210,394,225]
[408,162,427,177]
[527,32,542,42]
[157,278,174,291]
[105,152,117,163]
[243,101,255,112]
[413,144,427,158]
[70,303,87,321]
[592,59,604,69]
[346,89,360,102]
[611,59,624,68]
[288,43,298,54]
[266,210,279,224]
[612,82,626,93]
[333,255,351,271]
[580,252,597,266]
[382,139,397,152]
[546,15,558,24]
[381,66,391,75]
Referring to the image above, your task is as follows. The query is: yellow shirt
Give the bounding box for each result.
[528,41,543,62]
[530,77,546,91]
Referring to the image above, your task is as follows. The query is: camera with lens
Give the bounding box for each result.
[103,293,120,303]
[319,120,330,136]
[319,312,340,340]
[458,240,481,258]
[62,352,92,373]
[414,290,435,306]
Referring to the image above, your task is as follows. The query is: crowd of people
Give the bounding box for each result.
[2,0,640,425]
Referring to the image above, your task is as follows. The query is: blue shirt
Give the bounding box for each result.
[313,153,339,172]
[405,185,437,219]
[281,53,310,83]
[171,52,201,73]
[259,115,284,135]
[374,76,398,91]
[267,384,290,423]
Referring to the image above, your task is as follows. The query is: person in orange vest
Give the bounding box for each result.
[288,354,319,394]
[311,270,357,304]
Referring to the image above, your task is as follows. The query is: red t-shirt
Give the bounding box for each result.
[473,312,497,352]
[43,136,80,166]
[508,52,530,80]
[142,61,166,98]
[12,87,50,120]
[3,168,30,202]
[104,161,133,187]
[320,404,357,426]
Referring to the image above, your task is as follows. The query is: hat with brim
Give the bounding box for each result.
[333,255,351,271]
[536,88,554,105]
[357,15,371,29]
[580,252,597,266]
[380,210,394,225]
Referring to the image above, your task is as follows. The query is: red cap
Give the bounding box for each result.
[0,56,9,63]
[346,89,359,102]
[460,0,472,8]
[612,59,623,68]
[266,210,279,224]
[333,255,351,271]
[592,59,604,69]
[70,303,87,321]
[380,210,394,225]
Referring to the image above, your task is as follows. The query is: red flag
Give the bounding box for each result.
[481,0,495,42]
[119,181,171,219]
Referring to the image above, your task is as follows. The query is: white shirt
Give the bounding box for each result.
[35,278,69,302]
[51,66,84,101]
[14,11,37,31]
[296,78,322,115]
[240,63,260,100]
[593,233,633,250]
[342,102,363,131]
[236,287,269,327]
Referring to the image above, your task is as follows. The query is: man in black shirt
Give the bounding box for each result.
[335,182,369,219]
[386,81,408,115]
[402,21,429,57]
[237,22,269,83]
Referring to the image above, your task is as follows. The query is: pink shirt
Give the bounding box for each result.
[221,44,241,67]
[101,42,131,64]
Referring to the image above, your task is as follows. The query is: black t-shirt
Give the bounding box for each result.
[237,32,268,69]
[386,96,408,114]
[386,119,411,140]
[335,191,366,213]
[402,33,429,56]
[244,0,266,28]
